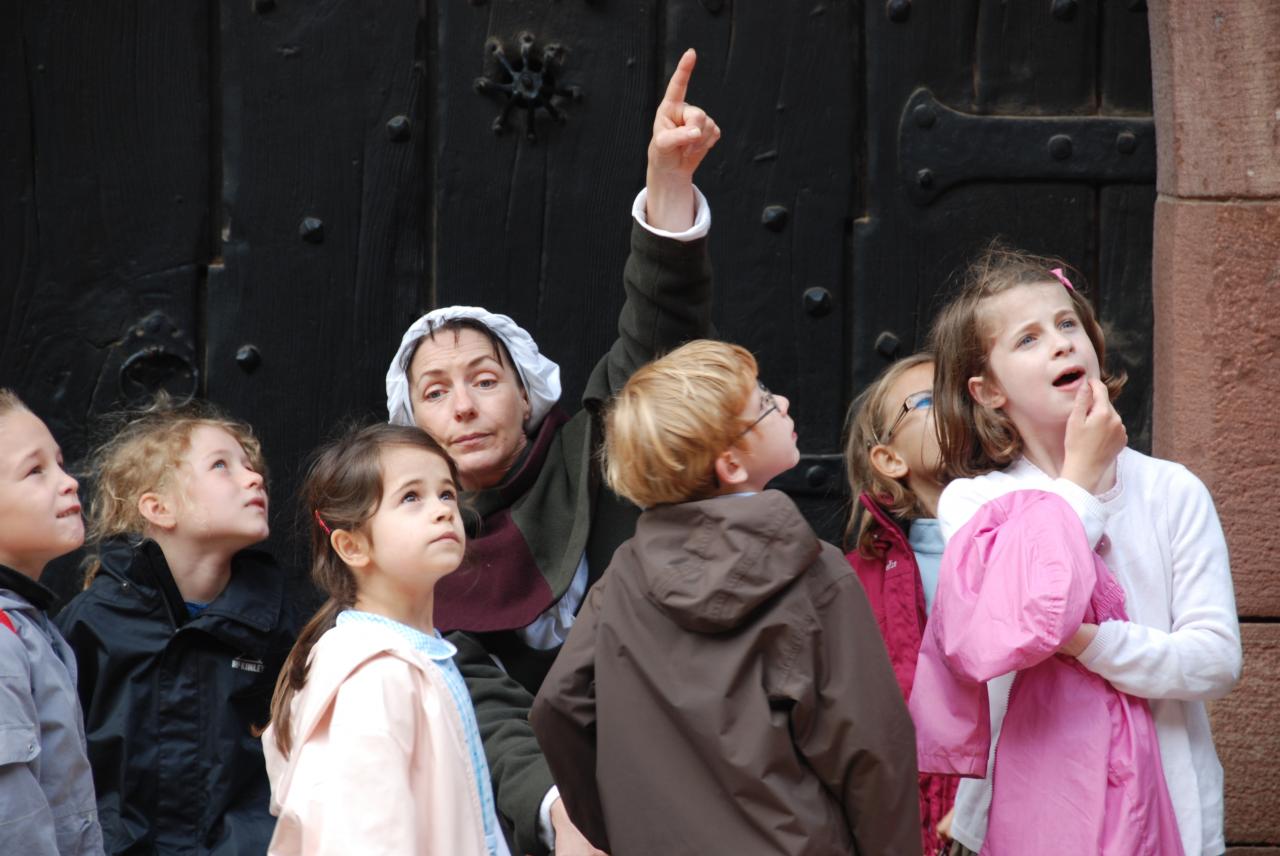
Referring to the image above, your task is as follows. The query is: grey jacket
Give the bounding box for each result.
[0,566,103,855]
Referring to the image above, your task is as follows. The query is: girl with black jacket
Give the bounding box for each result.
[56,400,300,855]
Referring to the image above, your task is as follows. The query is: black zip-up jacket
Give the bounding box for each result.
[55,540,301,855]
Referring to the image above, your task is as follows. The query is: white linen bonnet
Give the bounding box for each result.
[385,306,562,431]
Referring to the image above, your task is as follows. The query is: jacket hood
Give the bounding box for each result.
[631,490,820,634]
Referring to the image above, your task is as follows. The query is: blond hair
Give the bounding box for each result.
[603,340,757,507]
[83,397,265,584]
[929,241,1125,479]
[0,388,28,416]
[843,353,936,556]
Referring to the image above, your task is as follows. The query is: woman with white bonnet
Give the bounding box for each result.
[384,50,720,856]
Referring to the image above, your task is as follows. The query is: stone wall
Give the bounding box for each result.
[1149,1,1280,848]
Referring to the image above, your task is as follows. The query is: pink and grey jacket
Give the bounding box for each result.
[845,493,958,854]
[909,489,1184,855]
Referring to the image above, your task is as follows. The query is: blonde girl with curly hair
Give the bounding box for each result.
[56,398,301,855]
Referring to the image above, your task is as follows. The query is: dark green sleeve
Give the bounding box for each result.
[448,629,555,856]
[530,581,608,851]
[582,220,714,412]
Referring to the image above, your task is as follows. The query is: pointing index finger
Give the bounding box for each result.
[661,48,697,106]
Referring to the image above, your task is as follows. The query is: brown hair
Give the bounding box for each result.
[843,353,936,556]
[267,422,460,757]
[929,241,1125,479]
[0,388,28,416]
[603,340,758,507]
[83,396,265,585]
[402,317,524,391]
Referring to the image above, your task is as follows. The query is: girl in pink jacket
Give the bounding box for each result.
[912,244,1240,856]
[262,424,510,856]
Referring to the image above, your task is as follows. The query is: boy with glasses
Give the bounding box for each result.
[531,340,920,856]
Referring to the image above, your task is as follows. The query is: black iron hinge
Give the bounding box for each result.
[899,88,1155,205]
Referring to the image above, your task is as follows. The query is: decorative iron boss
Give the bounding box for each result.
[474,32,582,142]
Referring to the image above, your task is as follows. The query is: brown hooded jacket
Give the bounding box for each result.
[531,490,921,856]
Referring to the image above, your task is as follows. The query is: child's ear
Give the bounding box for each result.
[968,374,1006,410]
[713,448,749,490]
[331,529,371,570]
[138,492,177,532]
[869,443,909,480]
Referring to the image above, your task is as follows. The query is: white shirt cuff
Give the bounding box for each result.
[1046,477,1109,547]
[1076,618,1122,667]
[538,786,561,851]
[631,185,711,241]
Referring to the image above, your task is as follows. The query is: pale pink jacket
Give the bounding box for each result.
[909,490,1184,855]
[262,622,490,856]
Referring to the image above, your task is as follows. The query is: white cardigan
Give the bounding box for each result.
[939,448,1241,856]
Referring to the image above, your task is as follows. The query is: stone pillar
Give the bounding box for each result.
[1148,1,1280,849]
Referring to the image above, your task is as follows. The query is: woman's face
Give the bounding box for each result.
[407,328,530,491]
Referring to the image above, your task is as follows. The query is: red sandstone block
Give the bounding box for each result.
[1213,624,1280,845]
[1149,0,1280,198]
[1152,196,1280,618]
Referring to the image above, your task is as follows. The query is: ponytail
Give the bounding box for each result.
[268,598,348,757]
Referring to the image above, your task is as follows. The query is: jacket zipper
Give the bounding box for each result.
[986,670,1021,840]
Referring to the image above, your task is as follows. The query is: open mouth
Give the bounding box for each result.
[56,505,81,519]
[1053,369,1085,388]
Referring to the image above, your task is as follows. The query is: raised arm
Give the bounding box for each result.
[584,49,720,407]
[645,48,721,233]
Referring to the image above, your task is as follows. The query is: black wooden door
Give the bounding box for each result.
[0,1,1155,601]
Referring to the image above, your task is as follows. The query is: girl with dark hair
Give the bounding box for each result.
[264,423,505,855]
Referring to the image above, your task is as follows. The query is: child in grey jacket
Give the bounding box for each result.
[0,389,103,855]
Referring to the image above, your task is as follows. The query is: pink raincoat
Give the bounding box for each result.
[909,490,1183,855]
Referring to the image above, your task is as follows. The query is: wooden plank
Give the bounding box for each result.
[1096,185,1155,454]
[1,1,210,439]
[660,1,859,543]
[973,0,1098,114]
[857,0,1100,389]
[1096,0,1156,455]
[1101,0,1154,112]
[210,0,427,563]
[0,2,210,601]
[665,0,857,455]
[433,0,657,408]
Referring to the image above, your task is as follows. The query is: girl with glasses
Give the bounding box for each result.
[843,352,957,855]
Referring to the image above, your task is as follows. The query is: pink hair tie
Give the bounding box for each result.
[1049,267,1075,291]
[314,510,332,535]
